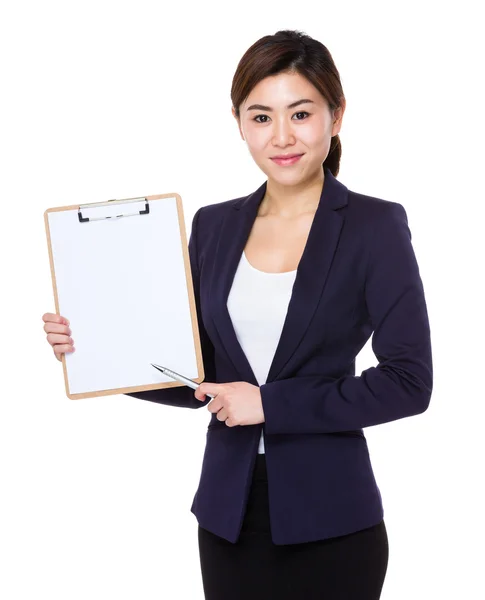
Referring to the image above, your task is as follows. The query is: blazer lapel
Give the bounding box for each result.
[209,167,349,386]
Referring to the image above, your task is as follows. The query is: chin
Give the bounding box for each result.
[270,174,306,188]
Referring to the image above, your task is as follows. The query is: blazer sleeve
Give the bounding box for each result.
[259,202,433,434]
[124,207,215,409]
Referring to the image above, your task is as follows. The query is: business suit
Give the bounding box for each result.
[126,166,433,549]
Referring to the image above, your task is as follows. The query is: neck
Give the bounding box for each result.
[260,167,325,218]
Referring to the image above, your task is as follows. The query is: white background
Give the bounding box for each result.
[1,1,483,598]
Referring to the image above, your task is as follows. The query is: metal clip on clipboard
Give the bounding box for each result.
[77,196,150,223]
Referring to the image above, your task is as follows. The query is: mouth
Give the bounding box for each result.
[270,153,304,166]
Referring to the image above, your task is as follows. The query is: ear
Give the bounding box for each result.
[232,106,245,141]
[331,98,346,137]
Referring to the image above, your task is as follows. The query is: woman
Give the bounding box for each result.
[42,29,433,600]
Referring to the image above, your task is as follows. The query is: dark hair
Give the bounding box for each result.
[231,29,345,177]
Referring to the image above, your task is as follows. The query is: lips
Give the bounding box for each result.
[271,153,303,159]
[270,153,304,166]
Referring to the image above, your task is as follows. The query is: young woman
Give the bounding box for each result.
[42,29,433,600]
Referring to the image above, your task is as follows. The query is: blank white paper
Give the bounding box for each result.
[46,196,199,395]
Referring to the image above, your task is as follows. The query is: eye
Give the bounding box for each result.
[293,111,310,120]
[253,111,310,123]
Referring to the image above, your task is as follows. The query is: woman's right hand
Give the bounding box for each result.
[42,312,75,362]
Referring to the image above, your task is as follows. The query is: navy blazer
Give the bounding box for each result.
[126,166,433,545]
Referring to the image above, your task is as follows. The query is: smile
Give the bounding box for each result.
[270,154,304,166]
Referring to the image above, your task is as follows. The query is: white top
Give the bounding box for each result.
[227,251,297,453]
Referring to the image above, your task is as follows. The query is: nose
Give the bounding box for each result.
[272,116,295,146]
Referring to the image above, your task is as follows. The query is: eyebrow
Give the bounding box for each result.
[246,98,315,111]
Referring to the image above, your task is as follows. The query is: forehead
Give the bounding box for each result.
[243,72,322,106]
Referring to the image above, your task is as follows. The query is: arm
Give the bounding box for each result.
[260,203,433,434]
[125,207,215,409]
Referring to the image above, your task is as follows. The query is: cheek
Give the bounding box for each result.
[246,140,271,165]
[300,114,330,143]
[245,127,269,149]
[299,124,327,148]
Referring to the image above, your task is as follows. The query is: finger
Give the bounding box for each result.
[196,382,218,401]
[53,344,75,361]
[47,332,74,348]
[44,321,72,335]
[198,382,222,397]
[194,386,206,401]
[42,313,70,326]
[207,396,223,413]
[216,408,228,423]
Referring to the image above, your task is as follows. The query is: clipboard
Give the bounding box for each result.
[44,192,205,400]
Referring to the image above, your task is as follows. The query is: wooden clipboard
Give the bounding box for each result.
[44,193,204,400]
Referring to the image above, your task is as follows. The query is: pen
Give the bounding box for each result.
[151,363,215,399]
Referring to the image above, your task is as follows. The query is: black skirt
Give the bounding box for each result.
[198,453,389,600]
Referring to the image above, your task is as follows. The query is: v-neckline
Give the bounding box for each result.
[207,167,348,386]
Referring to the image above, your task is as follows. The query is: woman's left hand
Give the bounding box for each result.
[194,381,265,427]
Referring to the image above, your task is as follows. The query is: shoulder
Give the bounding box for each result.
[192,194,244,232]
[345,188,409,241]
[197,196,241,216]
[348,189,407,221]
